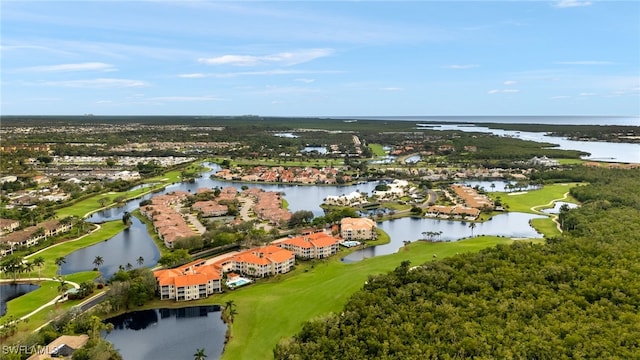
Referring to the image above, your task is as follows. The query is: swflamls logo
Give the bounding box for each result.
[2,345,49,355]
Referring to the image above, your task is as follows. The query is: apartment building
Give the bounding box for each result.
[340,217,377,241]
[278,232,340,259]
[155,260,222,301]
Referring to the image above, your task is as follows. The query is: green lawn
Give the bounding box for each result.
[557,158,585,165]
[201,236,512,360]
[18,221,127,279]
[492,183,579,213]
[368,143,386,156]
[530,217,561,238]
[55,169,185,219]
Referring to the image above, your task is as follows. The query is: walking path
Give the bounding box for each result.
[24,223,102,260]
[530,191,572,233]
[0,277,80,328]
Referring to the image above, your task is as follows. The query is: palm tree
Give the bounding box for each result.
[57,278,68,297]
[125,263,133,271]
[122,211,132,226]
[33,256,45,279]
[469,222,477,237]
[193,348,207,360]
[55,256,66,276]
[22,261,34,278]
[93,256,104,270]
[136,256,144,266]
[224,300,237,322]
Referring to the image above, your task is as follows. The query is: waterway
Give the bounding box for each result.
[87,163,378,222]
[0,283,39,317]
[104,306,226,360]
[60,217,160,279]
[425,123,640,163]
[341,212,545,263]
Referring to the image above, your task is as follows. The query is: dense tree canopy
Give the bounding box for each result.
[275,168,640,359]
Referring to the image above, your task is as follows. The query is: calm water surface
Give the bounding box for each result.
[428,124,639,163]
[88,163,378,222]
[104,306,226,360]
[342,212,545,263]
[61,217,160,279]
[0,283,39,316]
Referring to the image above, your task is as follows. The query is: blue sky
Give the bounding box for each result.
[1,0,639,116]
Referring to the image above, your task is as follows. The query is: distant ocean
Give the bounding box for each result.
[331,116,640,126]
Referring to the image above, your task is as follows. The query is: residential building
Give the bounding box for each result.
[192,200,228,217]
[154,260,222,301]
[340,217,377,240]
[426,205,481,220]
[0,218,20,234]
[224,245,295,278]
[278,232,340,259]
[27,334,89,360]
[0,220,72,257]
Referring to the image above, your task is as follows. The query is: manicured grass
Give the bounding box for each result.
[2,272,98,321]
[24,221,127,279]
[492,183,579,213]
[557,158,585,165]
[530,217,561,238]
[188,236,513,360]
[368,143,386,156]
[55,168,186,219]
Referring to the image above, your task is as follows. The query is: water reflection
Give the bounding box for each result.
[104,306,226,360]
[341,212,545,263]
[0,283,39,316]
[540,201,579,214]
[61,217,160,279]
[88,163,378,222]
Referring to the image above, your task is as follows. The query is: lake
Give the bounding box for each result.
[87,163,379,222]
[104,306,226,360]
[341,212,545,263]
[61,217,160,279]
[0,283,39,316]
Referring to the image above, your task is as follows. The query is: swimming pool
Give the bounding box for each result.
[341,240,361,248]
[226,277,253,288]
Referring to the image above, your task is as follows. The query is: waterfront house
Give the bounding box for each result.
[340,217,377,241]
[154,260,223,301]
[278,232,340,259]
[224,245,295,278]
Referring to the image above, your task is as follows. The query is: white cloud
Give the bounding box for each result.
[379,87,403,91]
[178,73,207,78]
[177,69,341,78]
[551,95,571,100]
[579,92,596,96]
[555,61,614,65]
[42,78,148,88]
[295,78,315,83]
[554,0,592,8]
[488,89,520,94]
[149,96,223,102]
[198,48,334,67]
[503,80,517,85]
[442,64,479,69]
[16,62,116,73]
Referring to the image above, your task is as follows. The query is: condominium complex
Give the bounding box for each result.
[340,217,377,241]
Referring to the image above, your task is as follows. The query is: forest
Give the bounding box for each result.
[274,167,640,359]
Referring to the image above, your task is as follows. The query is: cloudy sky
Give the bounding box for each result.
[1,0,639,116]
